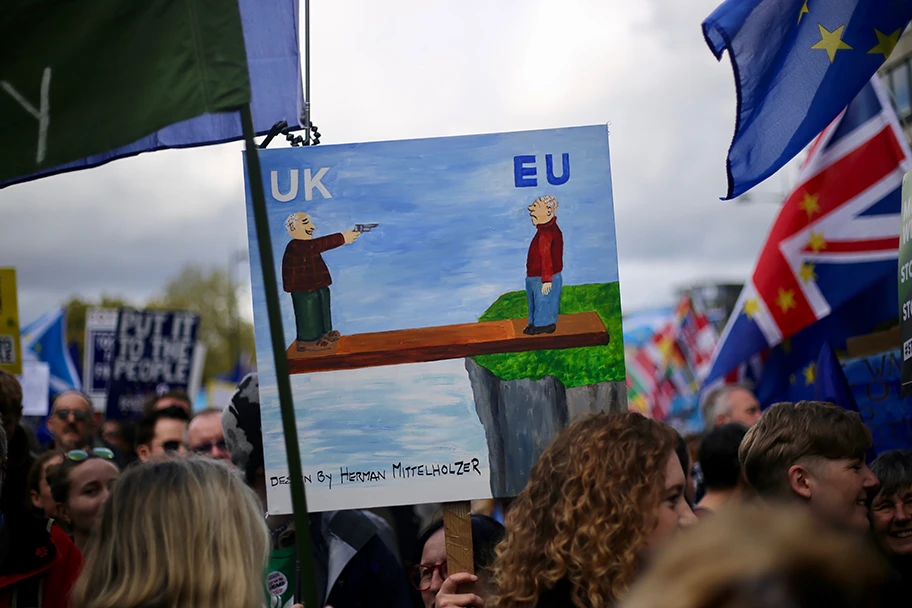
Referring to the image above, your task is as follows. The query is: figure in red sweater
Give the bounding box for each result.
[525,194,564,335]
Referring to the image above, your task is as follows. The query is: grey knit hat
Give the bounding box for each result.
[221,373,263,485]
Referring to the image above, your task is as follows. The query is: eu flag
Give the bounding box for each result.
[703,0,912,199]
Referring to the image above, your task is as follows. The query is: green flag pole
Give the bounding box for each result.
[240,104,319,608]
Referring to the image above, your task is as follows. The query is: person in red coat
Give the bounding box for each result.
[282,212,360,351]
[525,195,564,335]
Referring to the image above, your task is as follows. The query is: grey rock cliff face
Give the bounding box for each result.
[465,358,626,496]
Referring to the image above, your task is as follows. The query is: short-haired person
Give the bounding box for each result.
[694,423,749,517]
[739,401,878,532]
[700,383,762,430]
[870,449,912,599]
[46,390,97,451]
[135,406,190,462]
[142,389,193,417]
[186,408,230,461]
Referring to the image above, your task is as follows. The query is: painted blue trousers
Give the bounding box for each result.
[525,272,562,327]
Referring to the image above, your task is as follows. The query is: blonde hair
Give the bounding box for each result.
[621,504,886,608]
[71,457,270,608]
[492,412,678,608]
[739,401,871,498]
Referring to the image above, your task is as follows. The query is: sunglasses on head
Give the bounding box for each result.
[65,447,116,462]
[54,408,91,422]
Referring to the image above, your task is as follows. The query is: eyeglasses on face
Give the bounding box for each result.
[65,447,116,462]
[191,439,228,454]
[408,562,447,592]
[54,408,91,422]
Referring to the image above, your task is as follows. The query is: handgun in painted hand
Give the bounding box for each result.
[354,223,380,233]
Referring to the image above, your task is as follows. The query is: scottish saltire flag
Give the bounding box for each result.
[703,0,912,199]
[705,76,912,396]
[20,308,81,396]
[1,0,302,188]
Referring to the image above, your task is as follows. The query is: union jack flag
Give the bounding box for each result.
[705,75,912,394]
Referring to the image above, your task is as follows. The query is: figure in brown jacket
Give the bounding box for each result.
[281,212,359,351]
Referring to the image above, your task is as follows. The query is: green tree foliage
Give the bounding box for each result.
[147,265,255,382]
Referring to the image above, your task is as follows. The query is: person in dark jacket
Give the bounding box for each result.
[0,372,34,514]
[222,373,413,608]
[0,411,83,607]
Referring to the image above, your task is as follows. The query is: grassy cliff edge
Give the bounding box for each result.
[472,282,625,388]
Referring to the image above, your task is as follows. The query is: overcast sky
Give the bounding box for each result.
[1,0,790,326]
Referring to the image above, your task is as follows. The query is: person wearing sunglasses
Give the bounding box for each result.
[412,514,505,608]
[135,406,190,462]
[48,447,119,553]
[47,390,97,452]
[186,408,231,462]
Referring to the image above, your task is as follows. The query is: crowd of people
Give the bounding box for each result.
[0,370,909,608]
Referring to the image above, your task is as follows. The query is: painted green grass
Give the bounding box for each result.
[473,282,625,388]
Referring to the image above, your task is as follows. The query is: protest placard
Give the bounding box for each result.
[83,308,119,412]
[845,348,912,454]
[900,170,912,396]
[105,309,201,419]
[245,125,625,513]
[0,268,22,376]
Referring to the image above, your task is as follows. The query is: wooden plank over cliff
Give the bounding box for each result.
[286,311,609,374]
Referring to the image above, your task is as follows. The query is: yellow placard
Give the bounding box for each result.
[0,269,22,375]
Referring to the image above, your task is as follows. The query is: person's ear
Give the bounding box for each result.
[136,444,151,462]
[788,464,813,500]
[56,503,70,523]
[30,489,42,510]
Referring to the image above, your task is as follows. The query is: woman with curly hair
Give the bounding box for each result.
[492,412,697,608]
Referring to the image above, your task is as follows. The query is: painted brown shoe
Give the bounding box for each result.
[324,330,342,342]
[297,338,333,351]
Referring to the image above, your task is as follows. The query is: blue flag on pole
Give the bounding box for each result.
[702,0,912,199]
[814,340,878,461]
[1,0,303,189]
[20,308,82,398]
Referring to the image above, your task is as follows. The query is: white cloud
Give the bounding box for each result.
[2,0,789,324]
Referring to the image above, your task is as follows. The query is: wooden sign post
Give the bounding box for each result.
[443,501,475,592]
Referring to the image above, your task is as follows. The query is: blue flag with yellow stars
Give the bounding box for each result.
[752,272,897,407]
[703,0,912,200]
